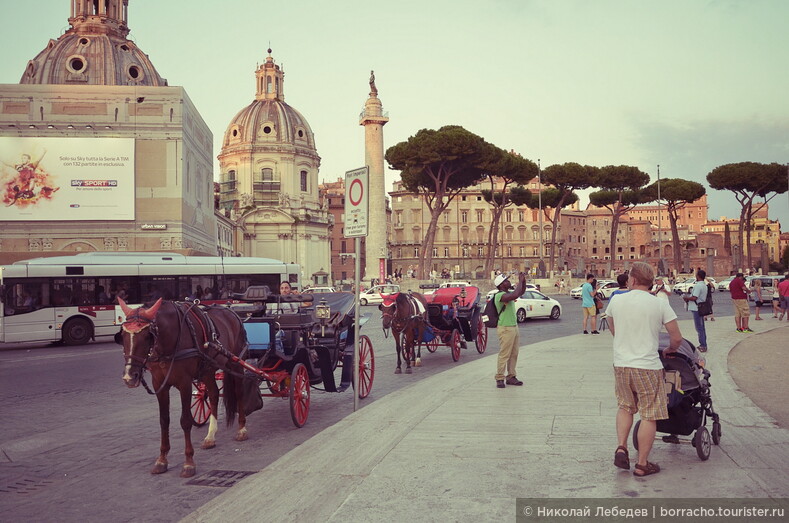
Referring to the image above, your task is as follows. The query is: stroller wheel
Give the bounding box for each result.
[632,420,641,451]
[712,421,722,445]
[693,427,711,460]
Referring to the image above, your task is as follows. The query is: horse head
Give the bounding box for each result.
[378,293,400,330]
[118,297,163,388]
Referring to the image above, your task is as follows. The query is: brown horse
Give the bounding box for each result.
[379,292,428,374]
[119,298,249,478]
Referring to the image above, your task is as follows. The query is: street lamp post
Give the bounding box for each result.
[538,159,543,273]
[657,164,662,273]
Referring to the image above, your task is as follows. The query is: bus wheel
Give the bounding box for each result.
[62,318,92,346]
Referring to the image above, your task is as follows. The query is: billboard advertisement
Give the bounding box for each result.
[0,137,135,221]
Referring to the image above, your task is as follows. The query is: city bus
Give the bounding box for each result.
[0,252,300,345]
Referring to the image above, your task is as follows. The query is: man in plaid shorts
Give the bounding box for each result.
[605,262,683,477]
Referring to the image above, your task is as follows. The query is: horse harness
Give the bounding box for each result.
[382,294,425,335]
[122,301,231,394]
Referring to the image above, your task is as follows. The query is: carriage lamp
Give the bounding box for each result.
[316,298,330,319]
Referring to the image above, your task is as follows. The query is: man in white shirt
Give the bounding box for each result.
[606,262,683,477]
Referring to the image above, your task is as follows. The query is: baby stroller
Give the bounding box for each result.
[632,333,722,460]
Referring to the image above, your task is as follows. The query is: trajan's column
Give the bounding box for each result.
[359,71,389,283]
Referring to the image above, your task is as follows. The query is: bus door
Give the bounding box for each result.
[1,279,57,343]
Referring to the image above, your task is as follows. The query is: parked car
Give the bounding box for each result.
[358,284,400,306]
[486,285,538,302]
[717,276,735,292]
[597,281,622,299]
[570,280,614,299]
[672,278,698,294]
[306,286,336,293]
[513,290,562,321]
[745,275,784,301]
[423,281,472,296]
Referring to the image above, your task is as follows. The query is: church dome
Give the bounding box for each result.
[20,0,166,87]
[221,51,317,156]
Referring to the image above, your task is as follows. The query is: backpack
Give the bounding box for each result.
[482,292,505,328]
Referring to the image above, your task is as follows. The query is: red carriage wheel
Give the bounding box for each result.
[475,316,488,354]
[450,329,462,362]
[357,334,375,399]
[190,380,210,427]
[426,335,439,353]
[289,363,310,428]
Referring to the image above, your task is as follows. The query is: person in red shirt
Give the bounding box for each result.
[729,273,752,333]
[778,275,789,321]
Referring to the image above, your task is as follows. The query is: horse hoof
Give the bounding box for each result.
[395,368,402,374]
[201,440,216,450]
[406,367,412,374]
[415,358,422,367]
[180,465,196,478]
[151,462,168,475]
[235,430,248,442]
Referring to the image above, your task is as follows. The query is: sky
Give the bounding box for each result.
[1,0,787,227]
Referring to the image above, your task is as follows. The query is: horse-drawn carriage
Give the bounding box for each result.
[118,286,374,477]
[423,285,487,361]
[191,286,374,428]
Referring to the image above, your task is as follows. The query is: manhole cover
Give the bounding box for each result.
[0,478,54,494]
[186,470,255,487]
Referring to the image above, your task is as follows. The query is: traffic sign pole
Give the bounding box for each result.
[345,167,368,412]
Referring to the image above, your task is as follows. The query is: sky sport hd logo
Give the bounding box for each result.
[70,180,118,187]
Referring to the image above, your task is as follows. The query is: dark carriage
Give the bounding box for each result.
[191,286,374,428]
[423,286,487,361]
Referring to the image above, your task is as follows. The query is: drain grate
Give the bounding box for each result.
[0,478,54,494]
[186,470,255,487]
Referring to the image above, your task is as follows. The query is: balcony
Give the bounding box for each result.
[253,181,280,192]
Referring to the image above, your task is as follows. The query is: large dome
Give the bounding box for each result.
[20,0,166,87]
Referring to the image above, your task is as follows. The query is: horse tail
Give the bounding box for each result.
[222,368,239,427]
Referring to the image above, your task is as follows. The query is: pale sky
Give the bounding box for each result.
[1,0,787,227]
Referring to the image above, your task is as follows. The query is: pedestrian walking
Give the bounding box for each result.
[651,276,671,301]
[772,284,781,318]
[729,273,752,333]
[581,274,599,334]
[778,274,789,321]
[682,269,709,352]
[703,277,716,322]
[607,262,683,477]
[491,272,527,389]
[752,278,763,320]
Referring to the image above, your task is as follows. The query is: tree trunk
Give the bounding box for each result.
[484,205,505,276]
[419,200,446,279]
[547,202,566,274]
[745,200,754,270]
[668,204,682,274]
[736,204,748,271]
[608,203,621,275]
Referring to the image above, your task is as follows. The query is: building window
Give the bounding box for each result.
[519,246,524,256]
[261,168,273,181]
[300,170,308,192]
[532,229,539,240]
[444,247,450,257]
[476,210,483,222]
[414,247,419,257]
[432,247,438,257]
[505,210,512,222]
[532,247,538,256]
[478,247,484,257]
[444,212,450,223]
[507,246,512,256]
[519,210,525,222]
[461,211,468,223]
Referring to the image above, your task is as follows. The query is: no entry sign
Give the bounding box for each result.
[344,166,369,237]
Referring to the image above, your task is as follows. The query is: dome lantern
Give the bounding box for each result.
[255,48,284,101]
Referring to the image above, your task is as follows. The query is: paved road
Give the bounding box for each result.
[0,291,737,521]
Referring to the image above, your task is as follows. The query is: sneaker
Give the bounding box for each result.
[583,330,589,334]
[743,328,754,333]
[506,377,524,386]
[736,328,743,333]
[591,330,600,334]
[496,380,505,389]
[698,346,707,352]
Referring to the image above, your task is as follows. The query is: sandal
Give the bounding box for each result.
[633,461,660,477]
[614,446,630,470]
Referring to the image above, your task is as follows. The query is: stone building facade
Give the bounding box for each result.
[216,50,331,284]
[0,0,215,265]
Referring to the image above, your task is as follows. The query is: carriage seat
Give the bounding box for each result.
[427,303,456,329]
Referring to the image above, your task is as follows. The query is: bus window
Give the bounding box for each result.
[185,276,215,301]
[4,279,49,314]
[110,279,136,304]
[140,277,177,303]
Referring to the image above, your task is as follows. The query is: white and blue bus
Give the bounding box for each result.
[0,253,300,345]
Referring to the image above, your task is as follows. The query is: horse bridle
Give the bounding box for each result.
[121,312,161,393]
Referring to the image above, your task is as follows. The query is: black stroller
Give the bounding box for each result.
[632,333,722,460]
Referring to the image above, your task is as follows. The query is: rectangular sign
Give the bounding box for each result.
[0,137,135,221]
[344,166,369,238]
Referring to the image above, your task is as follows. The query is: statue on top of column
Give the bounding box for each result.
[369,70,378,95]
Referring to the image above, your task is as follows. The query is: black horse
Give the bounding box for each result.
[379,292,428,374]
[118,298,249,478]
